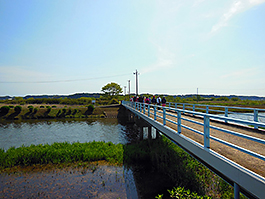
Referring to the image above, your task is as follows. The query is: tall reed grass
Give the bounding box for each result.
[0,141,123,168]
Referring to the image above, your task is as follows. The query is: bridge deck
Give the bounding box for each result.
[143,108,265,178]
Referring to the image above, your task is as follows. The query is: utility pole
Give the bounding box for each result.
[124,86,126,96]
[128,80,130,98]
[197,88,198,103]
[133,69,140,96]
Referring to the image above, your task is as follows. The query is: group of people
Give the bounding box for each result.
[130,95,167,107]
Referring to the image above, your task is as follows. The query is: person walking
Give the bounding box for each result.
[145,96,150,104]
[151,95,156,105]
[157,96,161,106]
[162,96,166,107]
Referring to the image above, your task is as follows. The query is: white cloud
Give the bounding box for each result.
[211,0,265,33]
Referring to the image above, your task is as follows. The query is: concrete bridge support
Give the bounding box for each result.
[131,112,161,141]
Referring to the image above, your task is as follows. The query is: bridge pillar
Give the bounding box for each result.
[148,126,152,140]
[234,183,240,199]
[139,127,143,141]
[156,129,160,139]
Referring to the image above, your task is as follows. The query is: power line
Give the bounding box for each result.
[0,73,131,84]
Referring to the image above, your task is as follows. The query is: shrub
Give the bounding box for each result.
[28,105,34,112]
[166,187,211,199]
[72,109,78,115]
[87,104,95,113]
[108,98,119,105]
[33,108,38,114]
[45,106,52,114]
[85,105,94,116]
[62,108,66,115]
[0,106,10,116]
[14,106,22,114]
[56,110,61,117]
[66,108,72,115]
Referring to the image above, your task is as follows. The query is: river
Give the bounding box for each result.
[0,118,128,151]
[0,118,140,198]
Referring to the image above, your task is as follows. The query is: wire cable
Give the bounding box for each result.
[0,73,131,84]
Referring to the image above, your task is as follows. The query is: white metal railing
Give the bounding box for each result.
[124,101,265,162]
[167,102,265,129]
[122,101,265,198]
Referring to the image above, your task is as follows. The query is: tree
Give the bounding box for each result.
[101,82,122,97]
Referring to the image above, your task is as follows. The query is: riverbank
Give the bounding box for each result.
[0,138,240,198]
[0,104,120,120]
[0,160,131,198]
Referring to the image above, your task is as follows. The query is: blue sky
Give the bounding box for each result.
[1,0,265,97]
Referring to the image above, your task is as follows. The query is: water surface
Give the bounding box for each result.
[0,118,127,151]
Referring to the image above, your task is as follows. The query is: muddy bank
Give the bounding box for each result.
[0,161,138,198]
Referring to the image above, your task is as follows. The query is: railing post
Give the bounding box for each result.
[206,106,209,114]
[234,183,240,199]
[193,105,195,112]
[143,103,145,114]
[168,102,171,108]
[183,104,185,111]
[175,103,178,113]
[177,110,181,134]
[163,107,166,125]
[254,109,258,129]
[154,106,157,120]
[148,104,150,117]
[204,115,210,149]
[225,107,228,123]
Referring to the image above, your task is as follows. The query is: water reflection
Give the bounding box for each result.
[0,162,138,199]
[0,118,127,151]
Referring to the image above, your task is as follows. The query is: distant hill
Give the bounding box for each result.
[0,93,102,100]
[174,94,265,101]
[0,93,265,101]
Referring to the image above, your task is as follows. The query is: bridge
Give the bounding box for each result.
[121,101,265,199]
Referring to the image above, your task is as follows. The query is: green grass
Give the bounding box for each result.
[123,136,241,198]
[124,137,210,196]
[0,141,123,169]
